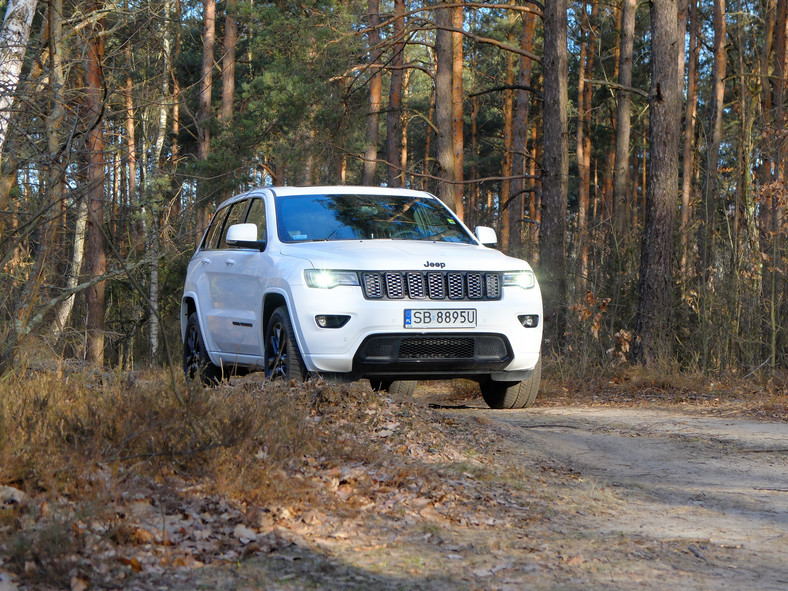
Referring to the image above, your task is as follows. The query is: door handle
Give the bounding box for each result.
[200,258,211,265]
[225,258,236,266]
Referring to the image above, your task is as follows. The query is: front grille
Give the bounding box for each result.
[361,271,502,301]
[400,337,475,359]
[353,333,513,376]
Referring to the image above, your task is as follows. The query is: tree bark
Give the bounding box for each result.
[500,5,516,249]
[198,0,215,163]
[679,0,699,278]
[221,0,237,125]
[612,0,636,242]
[451,4,464,219]
[508,11,536,258]
[0,0,38,155]
[85,1,106,365]
[699,0,727,279]
[52,196,87,333]
[46,0,65,255]
[540,0,569,349]
[634,0,681,365]
[362,0,382,185]
[197,0,215,229]
[386,0,405,187]
[435,3,456,210]
[576,0,597,294]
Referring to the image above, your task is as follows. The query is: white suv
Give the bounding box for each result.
[181,186,543,408]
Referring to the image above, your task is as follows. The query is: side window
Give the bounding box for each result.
[245,198,267,243]
[201,206,229,250]
[219,200,250,249]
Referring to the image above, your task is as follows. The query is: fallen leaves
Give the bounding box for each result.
[0,376,555,590]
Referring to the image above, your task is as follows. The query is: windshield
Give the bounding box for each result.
[274,194,475,244]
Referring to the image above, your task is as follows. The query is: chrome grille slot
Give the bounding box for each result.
[467,273,484,299]
[427,273,446,299]
[363,273,383,298]
[447,273,464,300]
[486,274,501,299]
[406,272,425,299]
[385,272,404,298]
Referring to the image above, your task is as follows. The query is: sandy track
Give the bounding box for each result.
[478,406,788,590]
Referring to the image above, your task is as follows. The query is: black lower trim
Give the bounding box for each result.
[352,332,512,377]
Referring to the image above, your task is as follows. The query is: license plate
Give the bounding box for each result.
[404,309,477,329]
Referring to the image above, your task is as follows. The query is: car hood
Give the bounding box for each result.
[278,240,532,272]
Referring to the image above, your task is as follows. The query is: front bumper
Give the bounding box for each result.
[290,282,542,378]
[352,332,513,378]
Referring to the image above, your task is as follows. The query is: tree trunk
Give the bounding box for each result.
[362,0,382,185]
[509,12,536,258]
[540,0,569,349]
[435,3,456,211]
[500,7,516,250]
[679,0,699,278]
[147,0,177,360]
[576,0,597,294]
[0,0,38,155]
[85,1,106,365]
[768,0,787,366]
[197,0,215,229]
[198,0,215,162]
[451,5,464,219]
[386,0,405,187]
[699,0,727,280]
[634,0,681,365]
[52,196,87,332]
[612,0,636,242]
[221,0,237,125]
[46,0,65,255]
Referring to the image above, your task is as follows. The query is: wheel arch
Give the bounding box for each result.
[262,292,289,337]
[180,295,198,340]
[261,291,315,372]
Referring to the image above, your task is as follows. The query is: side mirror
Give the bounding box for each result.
[475,226,498,246]
[226,223,266,251]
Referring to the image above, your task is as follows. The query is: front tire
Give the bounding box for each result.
[265,306,307,382]
[480,357,541,409]
[183,312,221,385]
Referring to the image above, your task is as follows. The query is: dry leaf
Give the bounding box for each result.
[119,557,143,573]
[70,576,89,591]
[233,523,258,544]
[133,527,155,544]
[171,555,203,568]
[335,484,354,501]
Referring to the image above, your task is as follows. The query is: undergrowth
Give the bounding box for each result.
[0,369,388,586]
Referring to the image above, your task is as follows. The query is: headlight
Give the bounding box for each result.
[503,271,536,289]
[304,269,360,289]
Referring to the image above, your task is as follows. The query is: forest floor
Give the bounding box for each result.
[1,370,787,590]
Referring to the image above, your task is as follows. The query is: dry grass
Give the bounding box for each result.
[0,368,392,586]
[539,360,788,420]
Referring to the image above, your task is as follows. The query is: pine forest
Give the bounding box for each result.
[1,0,787,376]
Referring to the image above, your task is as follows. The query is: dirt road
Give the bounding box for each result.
[174,397,788,591]
[459,404,788,590]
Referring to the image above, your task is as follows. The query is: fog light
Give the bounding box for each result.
[315,314,350,328]
[518,314,539,328]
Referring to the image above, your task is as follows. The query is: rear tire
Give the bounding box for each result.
[265,306,307,382]
[480,357,541,409]
[374,380,418,397]
[183,312,221,385]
